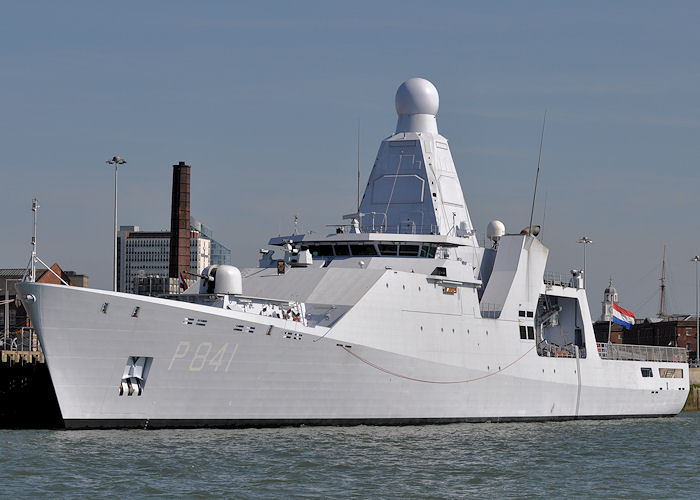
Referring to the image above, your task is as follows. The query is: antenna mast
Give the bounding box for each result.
[528,110,547,235]
[357,119,361,213]
[540,191,548,243]
[31,198,39,282]
[22,197,69,286]
[659,245,667,317]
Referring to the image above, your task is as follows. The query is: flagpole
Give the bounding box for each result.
[607,312,612,344]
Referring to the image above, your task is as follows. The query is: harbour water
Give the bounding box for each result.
[1,413,698,498]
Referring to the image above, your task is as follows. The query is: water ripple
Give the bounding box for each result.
[1,414,698,499]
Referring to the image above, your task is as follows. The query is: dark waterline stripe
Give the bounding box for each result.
[64,413,678,430]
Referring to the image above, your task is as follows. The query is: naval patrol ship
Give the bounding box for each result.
[17,78,689,428]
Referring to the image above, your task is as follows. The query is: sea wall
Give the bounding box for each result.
[683,367,700,411]
[0,352,63,428]
[691,367,700,385]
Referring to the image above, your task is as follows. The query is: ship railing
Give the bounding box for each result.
[597,343,688,363]
[230,296,309,326]
[543,271,574,288]
[1,327,41,353]
[537,342,583,358]
[357,224,441,235]
[480,302,502,319]
[167,293,310,326]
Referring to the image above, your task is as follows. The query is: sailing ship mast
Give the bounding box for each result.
[658,245,667,318]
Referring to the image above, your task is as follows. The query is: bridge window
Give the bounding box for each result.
[349,244,377,256]
[297,241,442,258]
[398,244,420,256]
[378,244,398,256]
[640,367,653,377]
[307,245,333,257]
[334,244,350,256]
[420,244,437,258]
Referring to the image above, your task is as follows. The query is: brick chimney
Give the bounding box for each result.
[169,162,191,279]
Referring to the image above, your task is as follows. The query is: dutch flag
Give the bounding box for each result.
[612,302,635,330]
[179,271,188,291]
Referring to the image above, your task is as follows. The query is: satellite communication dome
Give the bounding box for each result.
[395,78,440,116]
[487,220,506,242]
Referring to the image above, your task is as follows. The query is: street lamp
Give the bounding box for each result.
[106,155,126,292]
[692,255,700,363]
[577,236,593,288]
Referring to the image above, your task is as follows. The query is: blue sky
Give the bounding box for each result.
[1,1,699,318]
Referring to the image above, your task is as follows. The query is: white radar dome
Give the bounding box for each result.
[487,220,506,242]
[395,77,439,116]
[214,265,243,295]
[199,265,243,295]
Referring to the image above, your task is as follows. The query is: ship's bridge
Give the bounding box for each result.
[268,232,470,259]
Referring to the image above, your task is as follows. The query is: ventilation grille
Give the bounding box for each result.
[234,324,256,333]
[183,317,207,327]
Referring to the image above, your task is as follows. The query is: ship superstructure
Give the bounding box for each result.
[17,78,689,428]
